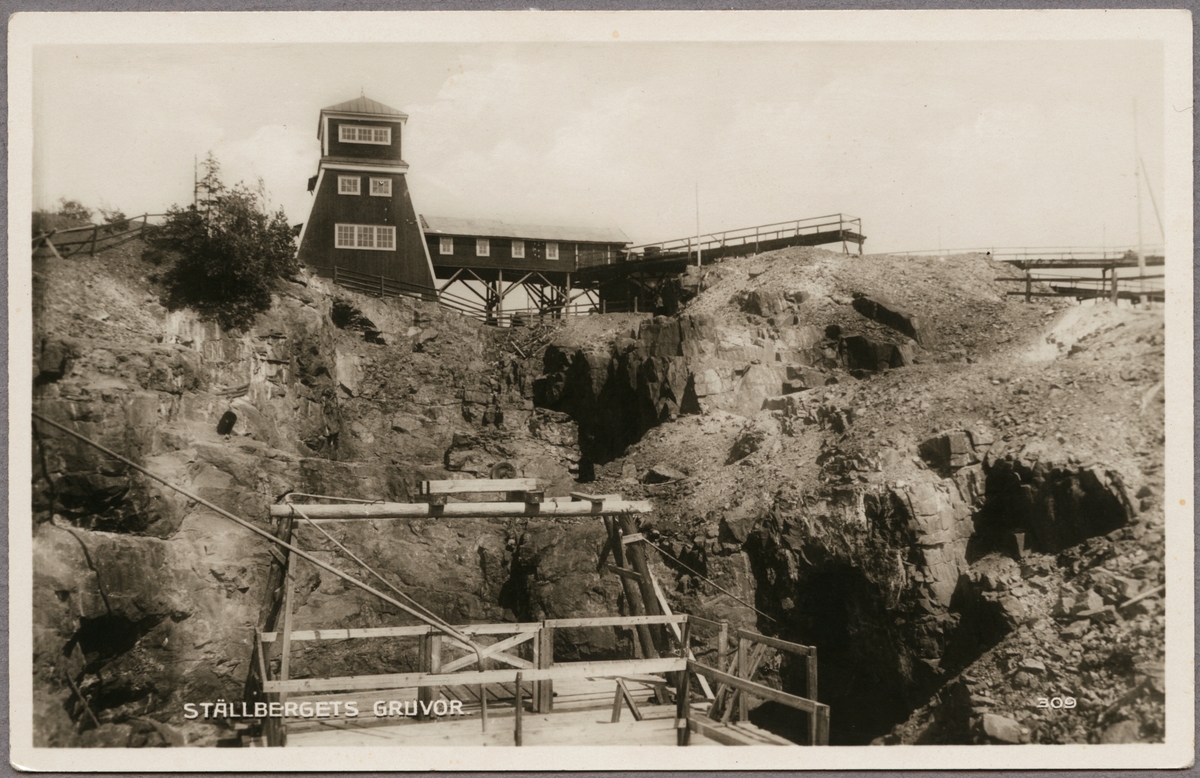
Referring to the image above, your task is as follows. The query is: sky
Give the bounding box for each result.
[33,40,1165,254]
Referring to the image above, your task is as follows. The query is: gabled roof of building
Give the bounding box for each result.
[421,216,630,245]
[321,96,408,119]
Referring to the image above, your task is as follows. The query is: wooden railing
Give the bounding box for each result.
[689,625,829,746]
[625,213,863,262]
[249,613,827,747]
[31,213,166,258]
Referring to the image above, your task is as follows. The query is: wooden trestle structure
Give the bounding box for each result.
[245,480,830,747]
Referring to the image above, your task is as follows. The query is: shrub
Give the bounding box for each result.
[97,206,130,235]
[32,198,94,236]
[155,154,297,330]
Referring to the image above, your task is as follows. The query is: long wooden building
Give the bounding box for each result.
[420,216,630,321]
[296,96,436,295]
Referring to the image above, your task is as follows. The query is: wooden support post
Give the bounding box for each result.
[1110,265,1120,304]
[605,517,655,665]
[514,672,523,746]
[677,618,694,715]
[676,662,692,746]
[497,269,504,325]
[806,647,818,706]
[1024,269,1032,303]
[530,627,542,712]
[537,623,554,712]
[716,621,729,680]
[737,636,750,723]
[417,634,431,720]
[815,704,831,745]
[380,274,386,297]
[277,553,296,747]
[89,225,99,256]
[617,516,671,661]
[333,266,339,286]
[610,680,625,723]
[479,653,489,732]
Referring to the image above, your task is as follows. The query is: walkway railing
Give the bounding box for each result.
[31,212,168,258]
[625,213,863,261]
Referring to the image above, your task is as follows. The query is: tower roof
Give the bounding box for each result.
[321,96,408,119]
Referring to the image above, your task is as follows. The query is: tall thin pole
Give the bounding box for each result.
[1134,99,1146,304]
[695,183,701,267]
[193,155,198,208]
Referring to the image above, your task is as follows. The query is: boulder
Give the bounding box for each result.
[739,288,789,317]
[842,335,912,371]
[918,431,977,471]
[1100,719,1142,744]
[851,292,928,344]
[643,464,686,484]
[980,713,1027,744]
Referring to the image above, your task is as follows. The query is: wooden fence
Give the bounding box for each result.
[31,213,165,259]
[246,613,828,747]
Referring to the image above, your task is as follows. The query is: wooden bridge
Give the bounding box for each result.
[244,480,830,748]
[893,246,1167,304]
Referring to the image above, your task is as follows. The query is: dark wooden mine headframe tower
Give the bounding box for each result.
[296,96,436,297]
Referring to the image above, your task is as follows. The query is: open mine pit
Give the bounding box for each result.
[31,230,1165,749]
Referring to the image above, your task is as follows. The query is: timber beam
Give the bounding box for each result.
[270,499,652,520]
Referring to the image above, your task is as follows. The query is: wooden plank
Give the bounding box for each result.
[269,499,652,519]
[735,629,815,657]
[440,632,536,674]
[685,615,725,631]
[648,572,714,700]
[261,622,541,643]
[675,662,692,746]
[514,672,523,746]
[536,624,553,713]
[604,564,644,583]
[422,478,540,495]
[264,657,687,694]
[688,661,822,715]
[544,614,685,629]
[687,717,794,746]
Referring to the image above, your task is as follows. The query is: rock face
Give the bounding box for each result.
[29,244,601,746]
[534,309,925,463]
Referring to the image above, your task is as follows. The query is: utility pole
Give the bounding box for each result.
[1134,99,1146,305]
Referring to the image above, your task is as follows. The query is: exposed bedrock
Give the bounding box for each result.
[666,428,1137,744]
[533,310,918,464]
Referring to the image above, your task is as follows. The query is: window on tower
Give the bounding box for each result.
[511,240,525,259]
[335,223,396,251]
[370,178,392,197]
[338,176,360,195]
[338,125,391,145]
[439,237,454,255]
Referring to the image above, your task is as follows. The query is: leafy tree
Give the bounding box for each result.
[32,198,94,236]
[156,154,297,330]
[55,198,92,222]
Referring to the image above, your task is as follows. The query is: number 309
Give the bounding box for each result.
[1037,697,1077,708]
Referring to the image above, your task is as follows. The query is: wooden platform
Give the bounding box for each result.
[277,702,790,748]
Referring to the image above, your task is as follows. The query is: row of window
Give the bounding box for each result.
[438,237,559,260]
[339,176,392,197]
[338,125,391,145]
[335,224,396,251]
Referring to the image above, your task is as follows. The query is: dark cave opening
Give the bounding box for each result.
[787,565,911,745]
